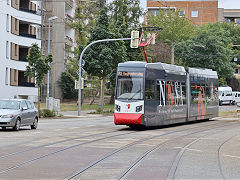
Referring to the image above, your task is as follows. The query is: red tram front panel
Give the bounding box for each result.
[114,100,144,125]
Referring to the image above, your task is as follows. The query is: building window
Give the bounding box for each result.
[151,10,160,16]
[179,10,185,17]
[15,44,17,56]
[5,68,9,85]
[234,18,240,24]
[235,69,239,74]
[6,14,9,32]
[6,41,9,58]
[192,10,198,17]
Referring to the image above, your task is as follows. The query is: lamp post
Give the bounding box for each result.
[46,16,58,110]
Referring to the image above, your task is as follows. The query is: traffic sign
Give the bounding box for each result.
[75,78,84,90]
[130,31,139,48]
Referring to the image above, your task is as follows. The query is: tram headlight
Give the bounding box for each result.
[136,105,143,112]
[115,105,121,112]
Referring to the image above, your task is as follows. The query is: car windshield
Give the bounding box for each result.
[116,72,144,100]
[225,91,232,96]
[0,100,20,110]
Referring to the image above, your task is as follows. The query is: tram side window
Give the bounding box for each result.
[191,83,202,104]
[205,85,210,102]
[145,80,155,100]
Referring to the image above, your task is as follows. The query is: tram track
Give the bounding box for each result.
[0,120,221,176]
[0,120,219,161]
[165,127,239,180]
[65,121,237,180]
[217,135,236,180]
[0,128,131,160]
[0,129,137,175]
[116,124,240,180]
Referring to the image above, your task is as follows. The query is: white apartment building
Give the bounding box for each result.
[0,0,41,101]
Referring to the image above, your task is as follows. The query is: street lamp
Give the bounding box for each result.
[46,16,58,110]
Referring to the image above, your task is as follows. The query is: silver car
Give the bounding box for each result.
[0,99,38,131]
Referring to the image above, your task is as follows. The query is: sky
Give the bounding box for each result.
[140,0,240,10]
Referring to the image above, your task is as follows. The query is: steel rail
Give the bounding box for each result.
[66,121,235,179]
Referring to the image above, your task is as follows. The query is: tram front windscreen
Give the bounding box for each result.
[116,72,144,100]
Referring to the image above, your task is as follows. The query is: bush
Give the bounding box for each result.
[39,109,56,118]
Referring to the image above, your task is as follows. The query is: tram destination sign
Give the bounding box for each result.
[118,72,143,77]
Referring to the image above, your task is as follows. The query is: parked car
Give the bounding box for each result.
[0,99,38,131]
[218,86,233,105]
[232,91,240,105]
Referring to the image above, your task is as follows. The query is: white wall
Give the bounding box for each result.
[0,0,41,101]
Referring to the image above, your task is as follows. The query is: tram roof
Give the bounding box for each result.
[118,61,186,75]
[188,67,218,79]
[118,61,218,78]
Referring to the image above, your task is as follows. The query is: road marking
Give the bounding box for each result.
[174,147,203,152]
[223,154,240,159]
[69,127,79,129]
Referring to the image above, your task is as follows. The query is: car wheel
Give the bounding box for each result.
[13,118,21,131]
[232,101,236,105]
[219,101,222,106]
[1,127,6,130]
[31,117,38,129]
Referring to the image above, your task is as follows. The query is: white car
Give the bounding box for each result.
[0,99,39,131]
[232,91,240,105]
[218,86,233,105]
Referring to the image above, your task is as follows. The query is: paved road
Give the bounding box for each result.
[219,104,238,112]
[0,116,240,179]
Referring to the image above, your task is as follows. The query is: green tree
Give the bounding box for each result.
[58,72,78,100]
[147,10,196,44]
[84,5,127,111]
[175,23,235,83]
[147,10,196,63]
[109,0,143,62]
[25,43,52,111]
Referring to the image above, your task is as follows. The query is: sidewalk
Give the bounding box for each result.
[59,110,109,118]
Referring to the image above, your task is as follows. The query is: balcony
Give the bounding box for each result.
[19,32,36,39]
[18,71,35,87]
[19,7,36,14]
[18,82,35,87]
[19,0,37,14]
[19,46,29,62]
[19,57,28,62]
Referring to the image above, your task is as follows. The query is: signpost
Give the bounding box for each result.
[77,37,133,116]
